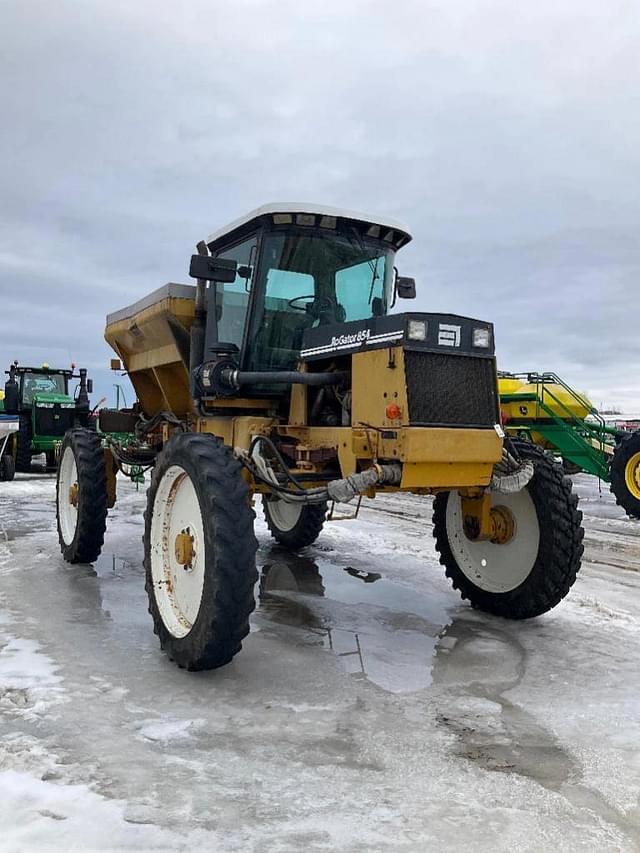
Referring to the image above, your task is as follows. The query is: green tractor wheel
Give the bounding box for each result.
[610,431,640,519]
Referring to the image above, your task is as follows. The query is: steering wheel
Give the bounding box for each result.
[287,295,346,329]
[287,294,319,312]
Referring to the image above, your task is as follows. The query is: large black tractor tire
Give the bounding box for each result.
[144,432,258,671]
[433,441,584,619]
[15,415,32,473]
[0,454,15,482]
[609,431,640,519]
[263,496,327,550]
[56,428,108,563]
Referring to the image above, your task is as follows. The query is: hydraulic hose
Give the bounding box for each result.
[238,440,402,506]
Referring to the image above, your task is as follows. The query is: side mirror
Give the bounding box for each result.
[87,379,93,394]
[396,276,416,300]
[189,255,237,283]
[110,358,122,371]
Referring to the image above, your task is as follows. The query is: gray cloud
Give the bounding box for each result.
[1,0,639,408]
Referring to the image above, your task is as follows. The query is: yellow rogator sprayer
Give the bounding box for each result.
[55,204,584,670]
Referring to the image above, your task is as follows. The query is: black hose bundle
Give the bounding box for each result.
[134,410,186,440]
[241,435,329,502]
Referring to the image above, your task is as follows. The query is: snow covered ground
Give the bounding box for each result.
[0,472,638,851]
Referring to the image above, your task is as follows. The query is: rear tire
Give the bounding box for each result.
[144,432,258,671]
[0,454,15,482]
[609,431,640,519]
[56,428,107,563]
[263,496,327,549]
[433,442,583,619]
[15,415,32,473]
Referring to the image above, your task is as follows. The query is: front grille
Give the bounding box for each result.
[34,407,74,437]
[404,350,498,427]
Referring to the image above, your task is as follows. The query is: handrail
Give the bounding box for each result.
[530,372,606,431]
[503,372,613,476]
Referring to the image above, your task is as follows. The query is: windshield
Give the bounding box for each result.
[21,372,66,404]
[246,231,395,371]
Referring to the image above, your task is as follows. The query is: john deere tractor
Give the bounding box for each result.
[55,204,584,671]
[1,362,94,472]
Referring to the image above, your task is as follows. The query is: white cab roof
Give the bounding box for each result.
[203,202,412,247]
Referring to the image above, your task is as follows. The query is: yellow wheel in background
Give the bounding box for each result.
[624,452,640,501]
[610,432,640,519]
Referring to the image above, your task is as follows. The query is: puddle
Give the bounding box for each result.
[432,618,639,841]
[94,554,129,577]
[255,548,450,693]
[0,524,50,542]
[255,550,640,840]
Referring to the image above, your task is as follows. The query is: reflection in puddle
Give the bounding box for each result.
[431,619,636,836]
[94,553,129,576]
[0,519,52,541]
[256,550,449,693]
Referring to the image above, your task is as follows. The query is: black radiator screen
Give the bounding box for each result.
[404,351,498,427]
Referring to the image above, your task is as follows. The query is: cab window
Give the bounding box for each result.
[209,235,257,351]
[21,372,66,404]
[335,256,385,321]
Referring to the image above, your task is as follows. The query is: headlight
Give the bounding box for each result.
[472,327,490,348]
[407,319,427,341]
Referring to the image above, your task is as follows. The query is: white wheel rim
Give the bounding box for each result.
[150,465,206,639]
[445,490,540,593]
[58,446,79,546]
[265,497,302,533]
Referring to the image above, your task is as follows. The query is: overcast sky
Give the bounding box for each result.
[1,0,639,410]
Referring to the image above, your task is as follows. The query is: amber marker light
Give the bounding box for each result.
[385,403,402,420]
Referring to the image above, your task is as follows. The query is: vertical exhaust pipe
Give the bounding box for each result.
[190,240,210,406]
[76,368,90,412]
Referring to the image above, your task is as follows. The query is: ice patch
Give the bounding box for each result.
[0,770,206,851]
[137,717,204,743]
[570,595,639,628]
[0,634,65,718]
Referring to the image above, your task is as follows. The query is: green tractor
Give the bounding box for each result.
[0,361,94,472]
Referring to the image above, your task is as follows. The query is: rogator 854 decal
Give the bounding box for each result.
[300,313,495,362]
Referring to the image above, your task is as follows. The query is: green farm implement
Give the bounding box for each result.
[499,371,640,518]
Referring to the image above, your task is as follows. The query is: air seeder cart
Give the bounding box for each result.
[499,372,640,518]
[56,204,584,671]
